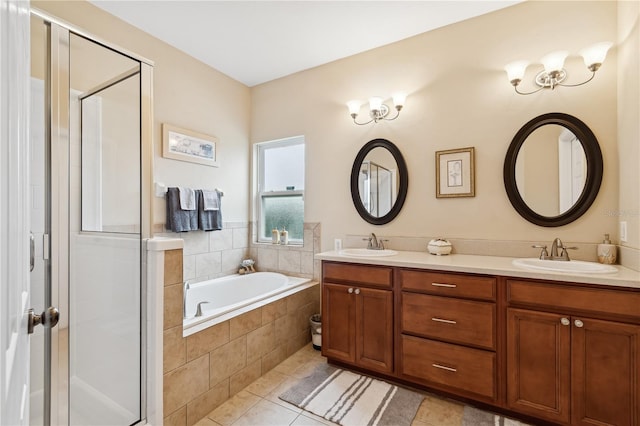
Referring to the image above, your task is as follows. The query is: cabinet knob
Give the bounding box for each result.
[348,288,353,294]
[560,317,570,326]
[574,319,584,328]
[354,288,360,295]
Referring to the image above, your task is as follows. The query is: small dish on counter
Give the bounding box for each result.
[428,238,452,255]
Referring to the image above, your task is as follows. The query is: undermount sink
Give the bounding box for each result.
[339,248,398,257]
[512,258,618,274]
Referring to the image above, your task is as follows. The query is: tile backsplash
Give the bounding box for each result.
[155,222,321,282]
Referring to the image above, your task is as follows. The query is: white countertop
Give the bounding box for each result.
[315,250,640,290]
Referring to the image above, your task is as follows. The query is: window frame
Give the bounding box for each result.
[255,136,305,244]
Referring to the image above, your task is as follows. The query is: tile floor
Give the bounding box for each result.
[192,343,475,426]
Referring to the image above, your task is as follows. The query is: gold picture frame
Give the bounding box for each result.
[162,123,219,167]
[436,147,475,198]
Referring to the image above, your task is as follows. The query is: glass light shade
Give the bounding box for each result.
[347,100,361,116]
[541,51,569,74]
[504,61,529,83]
[580,42,613,68]
[369,97,383,112]
[392,93,406,108]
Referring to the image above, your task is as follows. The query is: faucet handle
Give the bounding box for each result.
[362,237,373,249]
[532,244,549,259]
[560,246,578,261]
[379,239,389,250]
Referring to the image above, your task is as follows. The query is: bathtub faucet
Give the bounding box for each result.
[195,301,210,317]
[240,259,255,274]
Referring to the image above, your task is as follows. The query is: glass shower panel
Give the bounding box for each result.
[29,14,48,426]
[81,73,140,233]
[68,33,141,425]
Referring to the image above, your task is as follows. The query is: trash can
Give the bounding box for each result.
[309,314,322,350]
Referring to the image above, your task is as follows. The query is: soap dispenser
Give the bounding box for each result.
[280,227,289,245]
[597,234,617,264]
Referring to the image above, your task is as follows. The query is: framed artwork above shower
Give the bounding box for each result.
[162,123,219,167]
[435,147,475,198]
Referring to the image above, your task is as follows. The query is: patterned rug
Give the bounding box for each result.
[279,364,423,426]
[280,363,530,426]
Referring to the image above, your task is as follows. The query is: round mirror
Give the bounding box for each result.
[504,113,603,227]
[351,138,408,225]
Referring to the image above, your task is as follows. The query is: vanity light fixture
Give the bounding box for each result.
[505,42,612,95]
[347,93,406,125]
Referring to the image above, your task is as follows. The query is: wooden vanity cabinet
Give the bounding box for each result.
[506,279,640,426]
[321,262,394,374]
[397,269,499,403]
[321,260,640,426]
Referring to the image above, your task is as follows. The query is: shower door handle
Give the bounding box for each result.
[27,306,60,334]
[30,232,35,272]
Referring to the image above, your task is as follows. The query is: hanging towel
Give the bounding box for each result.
[166,187,198,232]
[202,189,220,211]
[197,189,222,231]
[178,187,196,210]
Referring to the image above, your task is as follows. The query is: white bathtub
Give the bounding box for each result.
[183,272,313,336]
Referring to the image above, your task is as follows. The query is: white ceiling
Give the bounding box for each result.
[89,1,522,87]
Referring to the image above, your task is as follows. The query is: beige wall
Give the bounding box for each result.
[617,0,640,250]
[251,1,627,251]
[33,1,252,228]
[33,0,638,258]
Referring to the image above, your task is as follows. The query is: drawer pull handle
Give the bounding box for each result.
[348,288,354,294]
[574,319,584,328]
[432,363,457,372]
[431,317,457,325]
[561,317,570,326]
[431,282,456,288]
[354,288,360,295]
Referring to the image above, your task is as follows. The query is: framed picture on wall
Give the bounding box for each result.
[436,147,475,198]
[162,123,219,167]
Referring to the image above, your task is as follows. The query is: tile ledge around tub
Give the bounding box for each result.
[146,237,184,251]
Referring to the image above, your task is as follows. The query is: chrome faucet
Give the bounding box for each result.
[363,233,388,250]
[195,301,210,317]
[183,280,190,319]
[532,238,577,261]
[368,233,379,249]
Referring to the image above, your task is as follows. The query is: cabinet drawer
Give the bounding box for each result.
[401,294,495,350]
[507,279,640,319]
[399,269,495,300]
[323,262,392,288]
[400,335,496,400]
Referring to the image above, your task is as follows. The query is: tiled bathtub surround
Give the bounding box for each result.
[155,221,322,283]
[162,249,320,426]
[250,222,322,282]
[155,221,250,283]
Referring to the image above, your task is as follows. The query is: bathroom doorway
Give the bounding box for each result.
[28,10,153,425]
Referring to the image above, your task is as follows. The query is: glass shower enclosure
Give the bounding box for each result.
[29,10,152,425]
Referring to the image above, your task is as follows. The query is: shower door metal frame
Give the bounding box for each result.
[30,8,153,425]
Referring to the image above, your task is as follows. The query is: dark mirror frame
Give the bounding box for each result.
[503,112,603,227]
[351,138,409,225]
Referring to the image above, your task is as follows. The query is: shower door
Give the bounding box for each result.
[28,12,152,425]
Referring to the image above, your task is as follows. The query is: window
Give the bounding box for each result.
[256,137,305,243]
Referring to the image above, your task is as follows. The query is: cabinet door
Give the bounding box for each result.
[356,287,393,374]
[322,283,355,363]
[572,317,640,426]
[507,308,571,424]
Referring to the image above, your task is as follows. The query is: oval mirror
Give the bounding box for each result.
[351,138,408,225]
[504,113,603,227]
